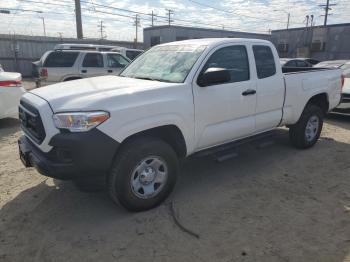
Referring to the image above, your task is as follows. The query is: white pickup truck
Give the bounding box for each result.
[18,38,343,211]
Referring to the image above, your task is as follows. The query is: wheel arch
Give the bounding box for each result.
[63,76,82,82]
[306,92,329,114]
[118,125,188,158]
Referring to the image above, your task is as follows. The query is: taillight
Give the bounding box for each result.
[341,74,345,90]
[40,68,48,78]
[0,80,22,87]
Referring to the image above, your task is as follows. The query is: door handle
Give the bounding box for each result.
[242,89,256,96]
[108,70,113,73]
[81,70,87,73]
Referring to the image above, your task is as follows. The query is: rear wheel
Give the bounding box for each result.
[108,136,178,212]
[289,104,324,149]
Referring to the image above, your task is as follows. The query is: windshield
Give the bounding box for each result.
[121,44,207,83]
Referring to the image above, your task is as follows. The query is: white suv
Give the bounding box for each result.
[34,50,130,87]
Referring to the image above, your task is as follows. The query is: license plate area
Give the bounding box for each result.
[18,140,31,167]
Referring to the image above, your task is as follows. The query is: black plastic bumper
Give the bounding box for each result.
[18,129,120,180]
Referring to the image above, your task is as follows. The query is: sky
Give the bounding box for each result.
[0,0,349,41]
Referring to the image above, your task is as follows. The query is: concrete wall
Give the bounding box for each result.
[143,25,271,49]
[271,23,350,60]
[0,34,142,77]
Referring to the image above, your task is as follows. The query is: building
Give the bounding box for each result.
[144,24,350,61]
[143,25,271,49]
[271,23,350,60]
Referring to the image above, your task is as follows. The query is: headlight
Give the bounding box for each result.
[53,111,110,132]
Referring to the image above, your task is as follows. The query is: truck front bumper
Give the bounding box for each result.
[18,129,120,180]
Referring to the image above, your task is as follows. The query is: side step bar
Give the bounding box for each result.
[193,130,277,162]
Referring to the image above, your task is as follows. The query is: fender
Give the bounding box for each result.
[97,113,196,155]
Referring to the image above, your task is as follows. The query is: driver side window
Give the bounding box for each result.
[201,45,250,84]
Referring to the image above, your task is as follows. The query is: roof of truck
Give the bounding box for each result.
[159,38,272,47]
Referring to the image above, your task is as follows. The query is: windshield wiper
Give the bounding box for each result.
[133,76,160,81]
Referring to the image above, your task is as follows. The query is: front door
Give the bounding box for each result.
[80,52,106,78]
[193,44,257,150]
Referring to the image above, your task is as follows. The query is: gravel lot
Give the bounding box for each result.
[1,82,350,261]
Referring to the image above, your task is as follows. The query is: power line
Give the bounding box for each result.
[166,9,174,26]
[319,0,337,26]
[14,0,274,34]
[97,20,106,39]
[186,0,305,25]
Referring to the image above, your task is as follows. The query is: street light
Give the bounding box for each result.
[274,9,290,30]
[0,8,46,36]
[38,16,46,37]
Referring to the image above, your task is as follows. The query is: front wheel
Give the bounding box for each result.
[289,104,324,149]
[108,136,179,212]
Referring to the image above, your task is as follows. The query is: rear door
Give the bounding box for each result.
[252,45,285,132]
[80,52,106,78]
[42,51,79,83]
[105,53,130,75]
[193,43,257,150]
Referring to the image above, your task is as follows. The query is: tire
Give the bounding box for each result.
[289,104,324,149]
[108,136,179,212]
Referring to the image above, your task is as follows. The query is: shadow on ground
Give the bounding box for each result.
[1,127,350,262]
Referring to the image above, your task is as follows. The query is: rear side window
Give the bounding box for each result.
[296,60,308,67]
[253,45,276,79]
[82,53,104,67]
[126,50,142,60]
[44,52,79,67]
[202,45,250,83]
[285,60,297,67]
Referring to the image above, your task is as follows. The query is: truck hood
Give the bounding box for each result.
[30,75,181,112]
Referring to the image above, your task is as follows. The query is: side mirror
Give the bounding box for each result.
[197,68,231,87]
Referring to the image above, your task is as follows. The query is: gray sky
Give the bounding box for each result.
[1,0,349,41]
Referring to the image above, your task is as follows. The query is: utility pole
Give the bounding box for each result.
[39,16,46,36]
[133,14,140,47]
[319,0,336,26]
[74,0,83,39]
[166,9,174,26]
[97,20,106,39]
[151,11,155,27]
[273,10,290,30]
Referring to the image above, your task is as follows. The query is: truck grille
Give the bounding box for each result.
[19,100,46,144]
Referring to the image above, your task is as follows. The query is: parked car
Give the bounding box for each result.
[0,71,26,119]
[315,60,350,102]
[111,47,144,60]
[280,58,313,68]
[54,43,118,51]
[18,38,342,211]
[315,60,350,74]
[301,58,320,65]
[33,50,130,86]
[342,77,350,102]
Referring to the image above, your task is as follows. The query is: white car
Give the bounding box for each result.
[0,71,26,119]
[342,76,350,102]
[111,47,144,60]
[33,50,130,87]
[18,38,342,211]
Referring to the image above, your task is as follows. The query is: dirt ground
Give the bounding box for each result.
[1,85,350,261]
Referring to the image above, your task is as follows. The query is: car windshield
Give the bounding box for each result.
[120,44,207,83]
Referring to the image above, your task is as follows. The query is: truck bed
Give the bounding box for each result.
[281,67,342,125]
